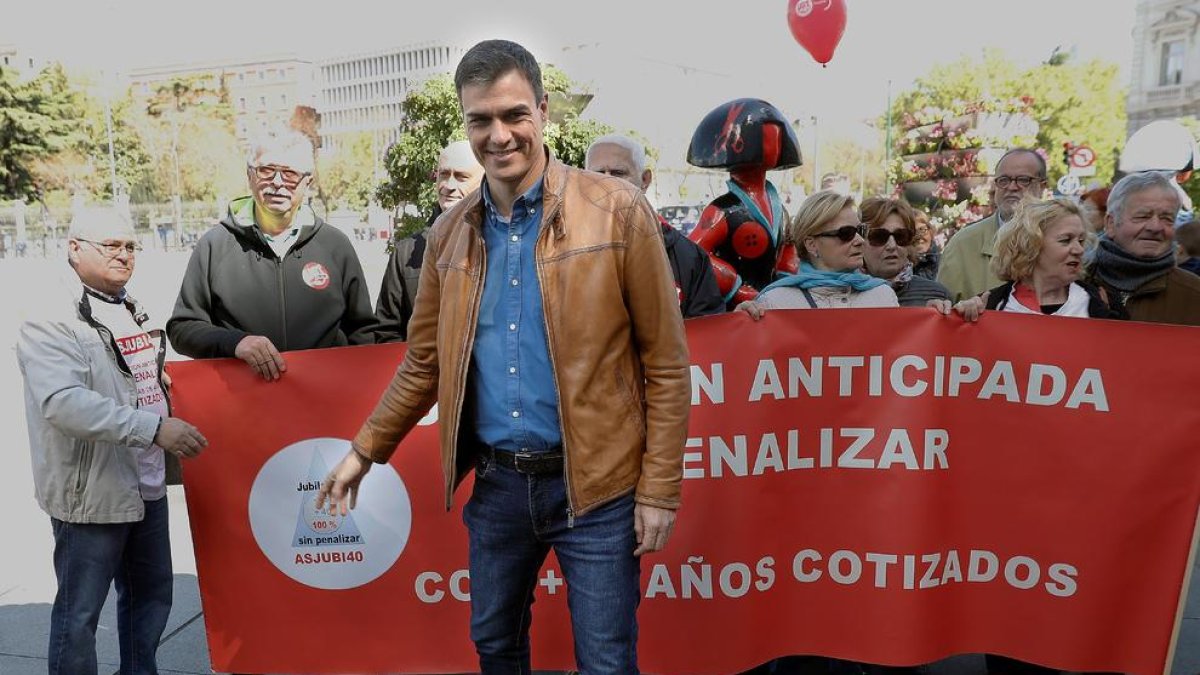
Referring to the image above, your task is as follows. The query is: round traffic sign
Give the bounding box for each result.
[1069,145,1096,169]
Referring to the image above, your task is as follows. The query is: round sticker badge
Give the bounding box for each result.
[302,261,331,290]
[248,437,412,590]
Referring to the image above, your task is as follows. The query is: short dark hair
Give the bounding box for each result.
[1178,219,1200,257]
[996,148,1048,180]
[454,40,545,103]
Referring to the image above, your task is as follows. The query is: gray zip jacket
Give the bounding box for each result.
[17,279,169,524]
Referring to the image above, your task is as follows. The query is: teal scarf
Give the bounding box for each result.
[726,179,785,247]
[761,262,886,294]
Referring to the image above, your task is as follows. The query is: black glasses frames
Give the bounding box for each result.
[812,223,868,243]
[866,228,914,247]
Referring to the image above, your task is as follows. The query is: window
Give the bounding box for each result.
[259,96,266,109]
[280,93,288,106]
[238,97,246,111]
[1161,39,1185,86]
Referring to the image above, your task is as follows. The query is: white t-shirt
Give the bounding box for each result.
[88,296,168,500]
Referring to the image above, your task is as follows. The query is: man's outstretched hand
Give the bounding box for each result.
[315,449,374,516]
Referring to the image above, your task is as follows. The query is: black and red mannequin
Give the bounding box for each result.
[687,99,803,306]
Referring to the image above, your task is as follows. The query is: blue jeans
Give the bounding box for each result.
[463,455,641,674]
[49,496,173,675]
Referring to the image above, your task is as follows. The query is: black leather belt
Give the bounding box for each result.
[487,448,564,475]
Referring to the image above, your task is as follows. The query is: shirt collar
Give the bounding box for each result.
[83,284,126,304]
[481,177,544,224]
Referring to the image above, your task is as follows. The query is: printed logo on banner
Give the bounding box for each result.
[248,437,411,590]
[302,262,331,290]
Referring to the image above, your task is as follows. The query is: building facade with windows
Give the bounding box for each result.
[0,44,51,80]
[128,56,317,143]
[317,43,466,152]
[1128,0,1200,134]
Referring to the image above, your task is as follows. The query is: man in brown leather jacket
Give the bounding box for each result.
[317,39,690,673]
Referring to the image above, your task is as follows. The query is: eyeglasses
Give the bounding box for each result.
[812,223,867,243]
[250,164,309,187]
[77,238,142,257]
[866,228,915,247]
[994,175,1042,189]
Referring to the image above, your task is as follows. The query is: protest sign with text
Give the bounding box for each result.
[172,309,1200,674]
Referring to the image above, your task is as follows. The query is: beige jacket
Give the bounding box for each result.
[937,214,1002,302]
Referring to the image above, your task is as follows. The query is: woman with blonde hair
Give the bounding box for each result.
[738,190,897,319]
[934,197,1125,321]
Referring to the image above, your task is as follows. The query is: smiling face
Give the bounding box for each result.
[1032,214,1087,289]
[863,214,911,279]
[460,69,548,201]
[1105,185,1180,259]
[805,205,865,272]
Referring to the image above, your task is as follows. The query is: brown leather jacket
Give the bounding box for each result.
[352,156,691,516]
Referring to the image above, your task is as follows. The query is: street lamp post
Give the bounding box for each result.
[104,94,118,201]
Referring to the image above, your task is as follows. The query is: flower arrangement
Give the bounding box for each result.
[898,96,1034,131]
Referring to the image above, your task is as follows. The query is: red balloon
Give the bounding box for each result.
[786,0,848,66]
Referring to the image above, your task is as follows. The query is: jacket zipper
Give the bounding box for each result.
[276,255,288,351]
[446,229,486,510]
[534,203,575,526]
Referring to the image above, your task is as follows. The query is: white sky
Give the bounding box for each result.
[6,0,1138,170]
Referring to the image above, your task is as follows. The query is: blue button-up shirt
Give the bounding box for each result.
[469,179,562,452]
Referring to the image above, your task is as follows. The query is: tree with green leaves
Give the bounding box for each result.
[31,81,153,202]
[888,48,1127,187]
[131,75,244,202]
[375,65,620,236]
[319,131,377,211]
[0,64,83,201]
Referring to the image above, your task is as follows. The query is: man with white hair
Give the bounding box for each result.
[376,139,484,341]
[1085,171,1200,325]
[168,126,377,377]
[18,206,208,674]
[586,134,723,317]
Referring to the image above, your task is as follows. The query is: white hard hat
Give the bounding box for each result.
[1120,120,1198,173]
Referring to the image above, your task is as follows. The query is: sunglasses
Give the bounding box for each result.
[866,228,914,247]
[250,164,309,187]
[812,223,867,243]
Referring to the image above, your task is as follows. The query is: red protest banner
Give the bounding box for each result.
[170,309,1200,674]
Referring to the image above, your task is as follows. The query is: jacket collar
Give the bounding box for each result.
[460,149,567,238]
[222,195,323,251]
